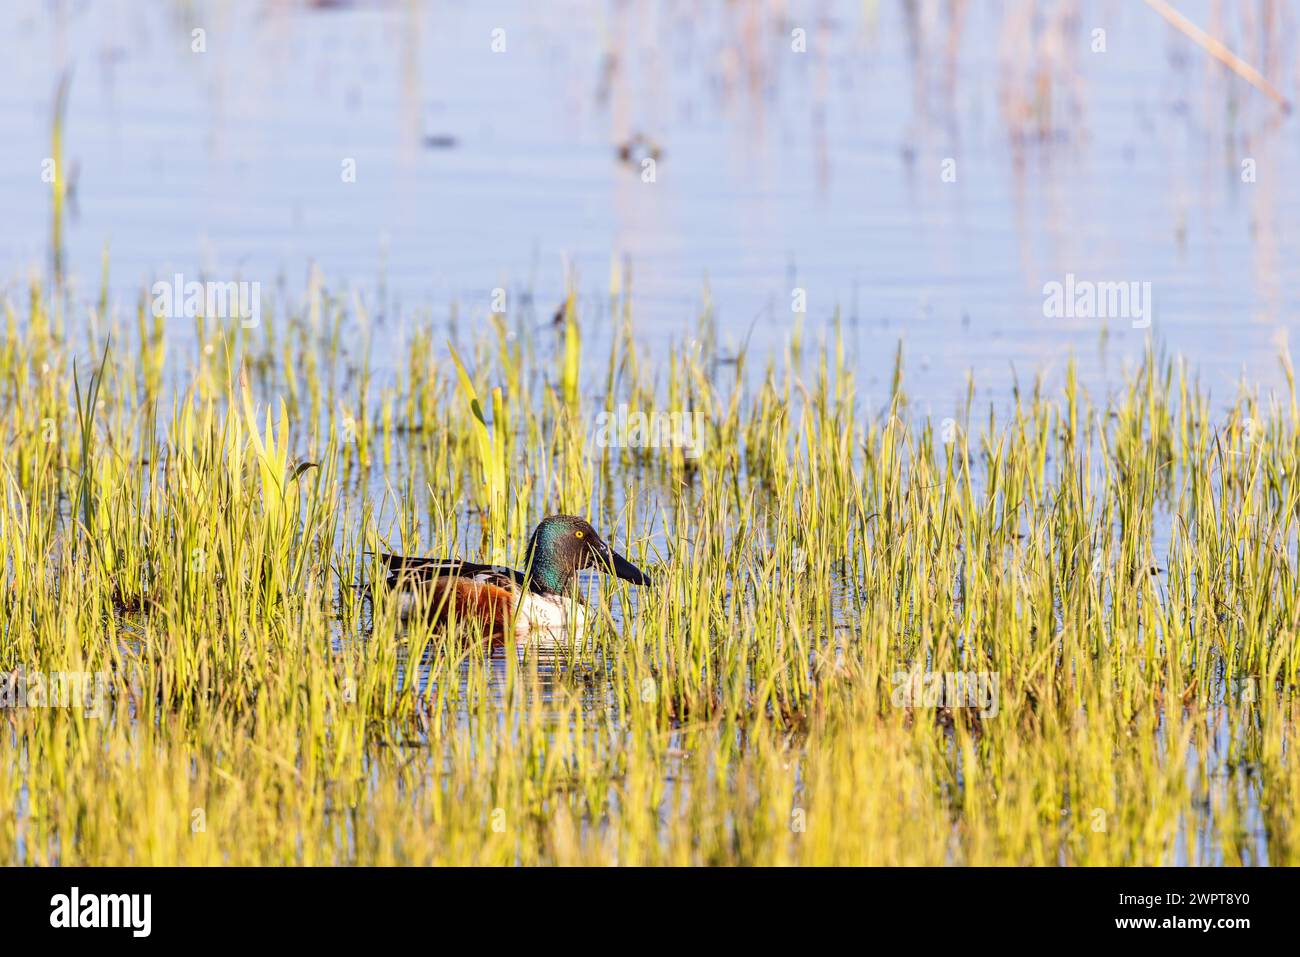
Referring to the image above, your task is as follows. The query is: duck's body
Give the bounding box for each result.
[380,516,647,649]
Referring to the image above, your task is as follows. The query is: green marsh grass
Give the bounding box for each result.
[0,274,1297,865]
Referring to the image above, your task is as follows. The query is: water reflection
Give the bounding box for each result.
[0,1,1294,414]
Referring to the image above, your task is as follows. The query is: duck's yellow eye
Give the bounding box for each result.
[574,530,585,539]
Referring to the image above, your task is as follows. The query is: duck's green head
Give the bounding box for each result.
[523,515,652,595]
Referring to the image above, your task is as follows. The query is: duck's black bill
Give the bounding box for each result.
[606,549,652,586]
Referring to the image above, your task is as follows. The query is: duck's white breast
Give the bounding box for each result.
[514,591,586,649]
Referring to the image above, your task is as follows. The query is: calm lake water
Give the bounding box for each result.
[1,0,1297,416]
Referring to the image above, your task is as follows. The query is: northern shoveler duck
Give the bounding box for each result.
[379,515,652,647]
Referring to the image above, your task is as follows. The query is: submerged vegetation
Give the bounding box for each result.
[0,272,1298,865]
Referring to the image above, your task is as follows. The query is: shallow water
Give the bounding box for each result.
[1,0,1296,413]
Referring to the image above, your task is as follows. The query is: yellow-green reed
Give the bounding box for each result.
[0,271,1297,865]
